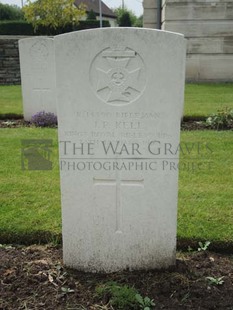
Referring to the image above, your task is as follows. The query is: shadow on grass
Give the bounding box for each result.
[0,113,23,120]
[0,230,62,246]
[1,230,233,254]
[177,238,233,254]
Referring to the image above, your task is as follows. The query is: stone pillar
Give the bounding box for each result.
[161,0,233,82]
[143,0,157,29]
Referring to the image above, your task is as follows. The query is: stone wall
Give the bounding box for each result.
[0,36,31,85]
[143,0,233,82]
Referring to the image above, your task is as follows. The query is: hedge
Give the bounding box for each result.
[0,20,34,35]
[0,20,110,36]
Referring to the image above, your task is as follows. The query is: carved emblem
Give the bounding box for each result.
[30,41,49,71]
[90,47,146,106]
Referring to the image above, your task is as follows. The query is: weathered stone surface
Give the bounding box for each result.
[143,0,157,9]
[144,0,233,81]
[143,0,158,28]
[55,28,186,273]
[186,54,233,81]
[187,37,233,54]
[162,2,233,20]
[19,37,56,120]
[162,0,230,3]
[0,36,25,85]
[163,21,233,38]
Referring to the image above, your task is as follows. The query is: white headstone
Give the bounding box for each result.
[55,28,186,273]
[19,37,56,121]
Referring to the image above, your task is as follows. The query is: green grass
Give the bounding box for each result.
[0,85,23,116]
[0,84,233,118]
[0,128,61,243]
[0,128,232,245]
[178,131,233,243]
[184,83,233,117]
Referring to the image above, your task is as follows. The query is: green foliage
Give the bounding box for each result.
[96,281,138,309]
[114,6,141,27]
[23,0,86,31]
[96,282,155,310]
[134,15,143,27]
[0,19,110,36]
[119,11,132,27]
[87,9,96,20]
[78,19,110,30]
[206,107,233,130]
[0,3,24,20]
[206,276,224,286]
[135,294,156,310]
[198,241,210,252]
[61,287,75,295]
[0,21,34,35]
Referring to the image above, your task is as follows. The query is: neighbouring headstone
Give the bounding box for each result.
[19,37,56,121]
[55,28,186,273]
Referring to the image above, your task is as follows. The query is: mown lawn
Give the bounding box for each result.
[178,130,233,242]
[0,84,233,118]
[184,83,233,117]
[0,128,232,245]
[0,85,23,116]
[0,128,61,243]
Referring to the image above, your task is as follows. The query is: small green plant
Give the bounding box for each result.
[0,244,13,249]
[135,293,155,310]
[96,282,155,310]
[198,241,210,251]
[206,107,233,130]
[96,281,138,309]
[206,276,224,286]
[61,287,75,296]
[187,246,193,252]
[2,120,16,127]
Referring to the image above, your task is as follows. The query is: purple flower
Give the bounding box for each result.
[31,111,57,127]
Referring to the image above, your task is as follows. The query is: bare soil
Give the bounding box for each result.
[0,245,233,310]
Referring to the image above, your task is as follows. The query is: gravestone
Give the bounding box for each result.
[19,37,56,121]
[55,28,186,273]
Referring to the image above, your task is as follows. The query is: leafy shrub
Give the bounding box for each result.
[0,3,24,20]
[206,107,233,130]
[87,9,97,20]
[31,111,57,127]
[96,281,138,309]
[0,19,110,35]
[77,20,110,30]
[0,21,34,35]
[96,281,155,310]
[119,11,132,27]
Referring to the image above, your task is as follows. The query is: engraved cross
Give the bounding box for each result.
[93,176,144,233]
[32,76,50,105]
